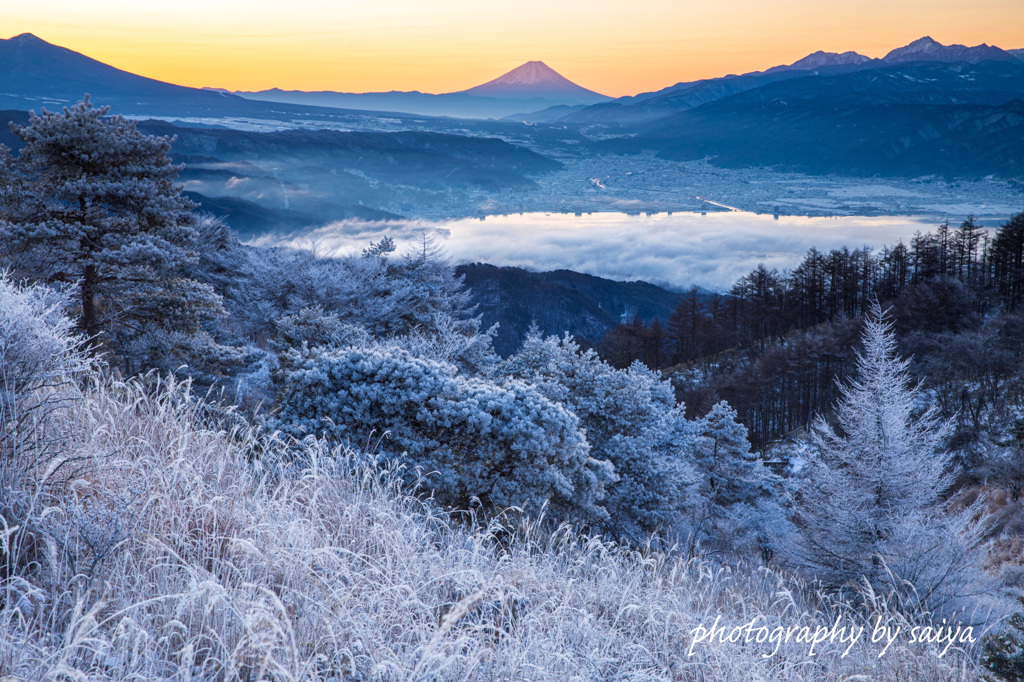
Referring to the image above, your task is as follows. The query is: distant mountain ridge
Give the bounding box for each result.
[601,58,1024,178]
[881,36,1018,64]
[557,36,1023,126]
[236,61,609,119]
[0,33,239,111]
[766,50,870,73]
[229,88,565,120]
[0,32,450,125]
[559,48,885,126]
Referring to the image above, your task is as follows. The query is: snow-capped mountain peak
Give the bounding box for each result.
[484,61,567,87]
[788,50,870,70]
[882,36,1017,64]
[457,61,608,102]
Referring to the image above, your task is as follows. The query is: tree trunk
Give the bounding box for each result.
[81,263,99,345]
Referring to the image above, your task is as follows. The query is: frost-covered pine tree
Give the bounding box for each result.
[793,303,988,613]
[270,345,613,523]
[499,331,700,541]
[0,97,238,376]
[689,401,792,558]
[229,236,495,373]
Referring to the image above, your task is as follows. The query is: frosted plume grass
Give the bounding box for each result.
[0,374,985,680]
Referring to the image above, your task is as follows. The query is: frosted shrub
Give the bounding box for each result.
[377,312,499,375]
[272,305,371,353]
[270,345,613,521]
[223,237,497,379]
[0,274,91,472]
[237,236,487,341]
[500,332,700,541]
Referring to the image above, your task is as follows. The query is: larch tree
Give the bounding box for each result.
[793,302,989,614]
[0,97,238,376]
[991,212,1024,310]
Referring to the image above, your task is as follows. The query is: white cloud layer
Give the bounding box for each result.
[262,211,942,291]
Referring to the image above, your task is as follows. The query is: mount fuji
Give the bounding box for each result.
[458,61,607,101]
[236,61,610,119]
[0,34,609,121]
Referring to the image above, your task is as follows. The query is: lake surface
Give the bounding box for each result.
[272,211,953,290]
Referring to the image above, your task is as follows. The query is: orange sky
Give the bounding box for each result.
[4,0,1022,97]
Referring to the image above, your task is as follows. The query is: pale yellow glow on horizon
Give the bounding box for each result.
[3,0,1022,97]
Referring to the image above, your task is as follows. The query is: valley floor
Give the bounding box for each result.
[435,153,1024,221]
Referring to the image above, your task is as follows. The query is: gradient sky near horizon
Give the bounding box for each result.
[4,1,1022,97]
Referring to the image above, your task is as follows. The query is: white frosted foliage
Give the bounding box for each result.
[271,345,613,522]
[794,302,988,613]
[500,331,700,540]
[690,401,792,557]
[0,96,238,375]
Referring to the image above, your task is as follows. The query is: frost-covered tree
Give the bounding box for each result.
[793,303,988,613]
[690,401,792,558]
[227,237,495,372]
[272,306,370,356]
[0,274,91,479]
[499,331,699,541]
[0,97,239,375]
[270,345,613,522]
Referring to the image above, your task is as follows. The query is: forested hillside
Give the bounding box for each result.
[2,98,1022,680]
[597,214,1024,445]
[0,109,562,236]
[456,263,685,356]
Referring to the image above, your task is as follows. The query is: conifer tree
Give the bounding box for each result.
[691,401,791,558]
[991,212,1024,310]
[793,302,988,613]
[0,97,238,375]
[500,331,699,541]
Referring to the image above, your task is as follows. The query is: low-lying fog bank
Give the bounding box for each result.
[262,211,947,290]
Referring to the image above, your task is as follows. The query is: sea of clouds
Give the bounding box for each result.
[263,211,943,291]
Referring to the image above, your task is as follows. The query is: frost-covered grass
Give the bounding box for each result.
[0,375,986,681]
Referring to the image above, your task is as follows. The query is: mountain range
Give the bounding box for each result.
[882,36,1018,64]
[512,36,1023,178]
[594,54,1024,177]
[232,60,609,119]
[2,32,1023,186]
[0,33,612,120]
[555,36,1024,126]
[3,31,1021,127]
[0,32,481,127]
[0,33,241,116]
